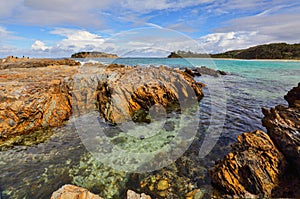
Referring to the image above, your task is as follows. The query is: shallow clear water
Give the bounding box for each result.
[0,58,299,198]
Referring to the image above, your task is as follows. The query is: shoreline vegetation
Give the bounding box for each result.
[167,42,300,60]
[0,55,299,198]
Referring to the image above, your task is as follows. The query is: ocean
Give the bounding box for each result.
[0,58,299,198]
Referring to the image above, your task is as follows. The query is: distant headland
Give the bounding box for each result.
[71,51,118,58]
[168,43,300,60]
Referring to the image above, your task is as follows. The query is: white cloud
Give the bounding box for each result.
[198,31,263,53]
[50,28,105,52]
[31,40,51,51]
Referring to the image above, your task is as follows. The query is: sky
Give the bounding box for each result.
[0,0,300,57]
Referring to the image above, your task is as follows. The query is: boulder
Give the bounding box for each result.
[50,184,103,199]
[210,130,287,198]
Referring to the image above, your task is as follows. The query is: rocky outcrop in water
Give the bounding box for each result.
[95,65,204,123]
[50,184,103,199]
[182,66,227,77]
[71,52,118,58]
[210,83,300,198]
[0,61,203,140]
[0,56,80,69]
[210,130,286,198]
[262,83,300,173]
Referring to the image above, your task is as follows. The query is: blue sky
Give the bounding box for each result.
[1,0,300,57]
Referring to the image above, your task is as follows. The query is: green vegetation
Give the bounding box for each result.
[167,50,210,58]
[168,43,300,59]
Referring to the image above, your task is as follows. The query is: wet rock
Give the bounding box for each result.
[284,82,300,108]
[157,179,169,191]
[194,66,223,77]
[184,68,195,77]
[210,130,287,198]
[182,66,226,77]
[262,83,300,172]
[186,189,204,199]
[127,190,151,199]
[50,184,103,199]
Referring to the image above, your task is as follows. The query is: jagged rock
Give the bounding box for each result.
[0,62,203,140]
[0,65,78,139]
[93,65,204,123]
[71,52,118,58]
[210,130,287,198]
[127,190,151,199]
[50,184,103,199]
[284,82,300,108]
[0,56,80,69]
[262,83,300,172]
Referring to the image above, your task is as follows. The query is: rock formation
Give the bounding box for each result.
[210,83,300,198]
[50,184,103,199]
[95,66,204,123]
[0,56,80,69]
[181,67,227,78]
[262,83,300,172]
[0,62,203,140]
[0,65,78,140]
[71,52,118,58]
[210,130,286,198]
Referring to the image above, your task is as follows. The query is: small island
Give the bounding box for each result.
[71,51,118,58]
[168,43,300,60]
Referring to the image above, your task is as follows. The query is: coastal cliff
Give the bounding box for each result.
[71,52,118,58]
[210,83,300,198]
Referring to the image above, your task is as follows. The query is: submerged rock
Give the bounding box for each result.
[210,130,287,198]
[262,83,300,173]
[127,190,151,199]
[50,184,103,199]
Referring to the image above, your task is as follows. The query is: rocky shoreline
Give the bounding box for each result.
[210,83,300,198]
[1,56,299,198]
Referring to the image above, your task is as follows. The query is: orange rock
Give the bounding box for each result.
[210,130,287,198]
[50,184,103,199]
[0,65,78,139]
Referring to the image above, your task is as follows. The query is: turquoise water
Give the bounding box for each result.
[0,58,299,198]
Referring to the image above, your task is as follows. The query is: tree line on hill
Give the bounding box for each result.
[168,43,300,59]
